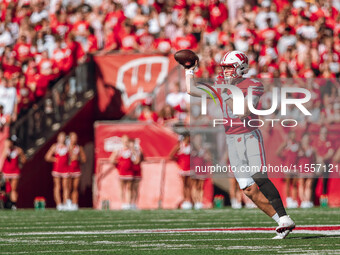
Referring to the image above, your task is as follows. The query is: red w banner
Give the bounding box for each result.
[93,54,177,119]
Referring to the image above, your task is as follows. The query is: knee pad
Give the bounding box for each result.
[236,177,255,190]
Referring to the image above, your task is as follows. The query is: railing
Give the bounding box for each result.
[11,61,96,157]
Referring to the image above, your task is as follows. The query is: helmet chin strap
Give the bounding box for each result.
[223,76,239,85]
[224,76,232,85]
[223,70,241,85]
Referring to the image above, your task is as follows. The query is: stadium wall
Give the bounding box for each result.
[93,121,214,209]
[17,99,95,208]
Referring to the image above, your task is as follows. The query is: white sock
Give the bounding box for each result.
[272,213,280,224]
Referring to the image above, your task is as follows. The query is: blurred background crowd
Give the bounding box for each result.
[0,0,339,129]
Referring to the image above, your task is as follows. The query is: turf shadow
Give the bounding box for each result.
[287,235,340,240]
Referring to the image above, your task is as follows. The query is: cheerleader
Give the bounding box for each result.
[298,133,315,208]
[110,135,136,210]
[191,134,210,210]
[68,132,86,210]
[45,132,69,211]
[170,133,192,209]
[276,130,299,208]
[0,138,26,210]
[130,138,144,210]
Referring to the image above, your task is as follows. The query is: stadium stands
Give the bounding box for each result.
[0,0,339,124]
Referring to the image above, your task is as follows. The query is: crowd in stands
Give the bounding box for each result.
[0,0,339,130]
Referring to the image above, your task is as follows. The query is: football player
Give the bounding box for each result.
[185,50,295,239]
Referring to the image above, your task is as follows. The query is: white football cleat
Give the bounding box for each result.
[276,215,296,233]
[272,230,291,239]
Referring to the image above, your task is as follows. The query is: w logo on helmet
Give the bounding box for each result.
[235,53,248,64]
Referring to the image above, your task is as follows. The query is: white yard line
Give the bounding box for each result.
[4,227,340,236]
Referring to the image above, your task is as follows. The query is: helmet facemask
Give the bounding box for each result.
[221,64,241,85]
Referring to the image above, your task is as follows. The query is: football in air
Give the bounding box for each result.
[174,49,199,69]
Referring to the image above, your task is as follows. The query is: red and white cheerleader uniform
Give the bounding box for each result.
[282,140,299,176]
[51,144,69,178]
[191,148,210,180]
[298,147,315,178]
[116,148,134,180]
[2,148,21,179]
[176,142,192,176]
[68,145,81,178]
[132,149,142,181]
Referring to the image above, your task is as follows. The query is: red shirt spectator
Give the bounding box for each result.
[104,5,125,29]
[173,33,197,51]
[173,0,187,10]
[16,76,34,113]
[34,73,49,99]
[51,12,72,38]
[86,32,98,53]
[277,131,299,167]
[153,38,171,53]
[138,105,158,122]
[103,29,118,52]
[209,0,228,29]
[66,33,85,66]
[2,54,22,78]
[51,45,66,73]
[37,51,59,81]
[137,30,154,52]
[121,34,137,51]
[258,26,280,42]
[25,62,40,93]
[218,29,231,47]
[72,19,90,37]
[273,0,290,12]
[119,24,138,51]
[313,136,333,158]
[60,47,73,73]
[13,40,32,63]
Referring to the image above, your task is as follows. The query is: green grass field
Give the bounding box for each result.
[1,208,340,254]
